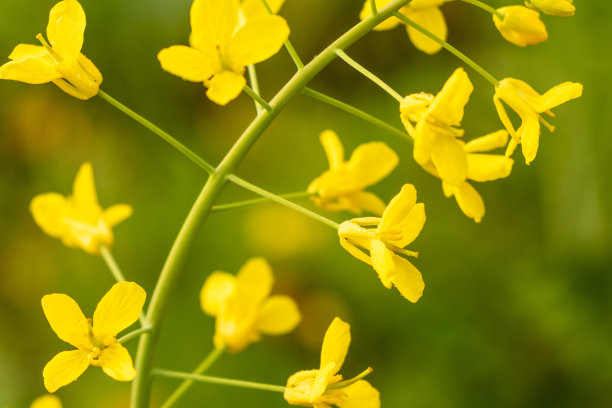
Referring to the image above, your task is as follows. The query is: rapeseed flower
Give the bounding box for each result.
[401,67,473,187]
[30,163,132,255]
[308,130,399,215]
[360,0,451,54]
[31,395,62,408]
[493,6,548,47]
[200,257,301,352]
[0,0,102,99]
[42,282,146,392]
[284,317,380,408]
[158,0,289,105]
[494,77,583,164]
[338,184,425,302]
[526,0,575,16]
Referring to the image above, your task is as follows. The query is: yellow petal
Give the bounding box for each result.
[43,349,90,393]
[519,116,541,165]
[72,162,101,221]
[380,184,417,231]
[320,317,351,374]
[31,394,63,408]
[405,6,447,54]
[190,0,239,51]
[427,68,473,127]
[320,130,344,170]
[463,130,509,153]
[453,182,485,223]
[392,254,424,302]
[241,0,285,19]
[530,81,583,113]
[337,380,380,408]
[236,257,274,306]
[0,45,60,84]
[387,203,426,248]
[103,204,133,227]
[344,142,399,189]
[92,282,146,343]
[360,0,402,31]
[200,271,236,316]
[345,191,387,216]
[226,14,289,66]
[30,193,69,239]
[467,154,514,181]
[493,6,548,47]
[431,135,468,186]
[46,0,86,63]
[256,295,301,335]
[41,294,91,350]
[370,239,396,289]
[158,45,218,82]
[205,70,246,105]
[99,343,136,381]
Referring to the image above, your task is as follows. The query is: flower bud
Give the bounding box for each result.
[493,6,548,47]
[526,0,575,17]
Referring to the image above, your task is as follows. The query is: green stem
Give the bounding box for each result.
[228,175,339,229]
[335,49,403,102]
[370,0,378,15]
[100,245,128,282]
[97,90,216,174]
[118,327,153,344]
[247,65,264,114]
[302,87,410,142]
[460,0,503,18]
[260,0,304,69]
[130,1,412,406]
[160,347,225,408]
[153,369,286,393]
[244,84,272,112]
[212,191,311,213]
[100,245,147,326]
[393,12,500,87]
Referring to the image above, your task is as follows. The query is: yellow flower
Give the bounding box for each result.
[494,77,583,164]
[240,0,284,20]
[0,0,102,100]
[308,130,399,215]
[338,184,425,302]
[41,281,146,392]
[200,257,301,352]
[30,163,133,255]
[526,0,575,16]
[493,6,548,47]
[440,130,514,222]
[30,395,62,408]
[158,0,289,106]
[360,0,451,54]
[284,317,380,408]
[401,67,473,187]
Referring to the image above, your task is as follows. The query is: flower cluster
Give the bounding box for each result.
[1,0,586,405]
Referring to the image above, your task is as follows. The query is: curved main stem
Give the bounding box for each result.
[130,1,412,406]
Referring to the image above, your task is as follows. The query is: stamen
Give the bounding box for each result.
[326,367,373,390]
[393,247,419,258]
[538,114,556,132]
[36,34,61,63]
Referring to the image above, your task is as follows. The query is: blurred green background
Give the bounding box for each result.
[1,0,611,407]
